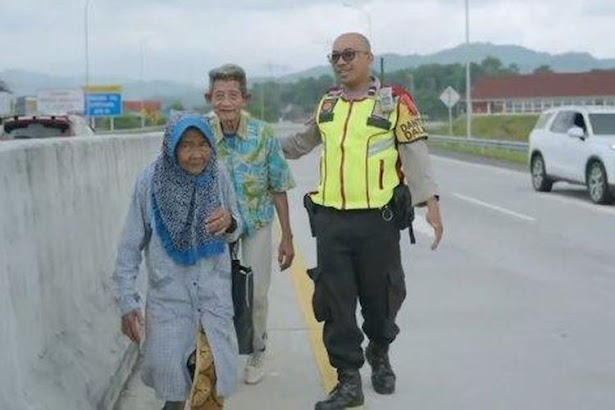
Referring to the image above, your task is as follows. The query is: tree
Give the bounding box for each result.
[170,100,185,111]
[533,65,553,74]
[480,56,504,76]
[0,79,9,93]
[507,63,521,74]
[227,56,529,122]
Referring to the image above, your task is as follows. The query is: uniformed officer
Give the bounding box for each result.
[281,32,444,410]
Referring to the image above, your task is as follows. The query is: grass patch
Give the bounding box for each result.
[429,140,528,165]
[429,114,539,141]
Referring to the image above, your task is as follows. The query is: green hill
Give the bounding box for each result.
[430,114,539,141]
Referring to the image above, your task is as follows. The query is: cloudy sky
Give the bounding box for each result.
[1,0,614,85]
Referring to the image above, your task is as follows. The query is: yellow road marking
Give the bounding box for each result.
[274,224,336,393]
[289,250,337,393]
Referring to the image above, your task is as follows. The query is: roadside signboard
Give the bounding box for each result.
[440,86,460,108]
[37,89,84,115]
[85,85,123,117]
[439,86,461,136]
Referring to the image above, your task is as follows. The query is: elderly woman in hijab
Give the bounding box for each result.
[113,114,242,410]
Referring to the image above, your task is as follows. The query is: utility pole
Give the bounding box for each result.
[465,0,472,139]
[84,0,91,126]
[260,85,265,120]
[140,39,146,128]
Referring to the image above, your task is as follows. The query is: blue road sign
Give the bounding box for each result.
[86,93,123,117]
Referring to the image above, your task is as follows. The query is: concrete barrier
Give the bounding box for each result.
[0,133,162,410]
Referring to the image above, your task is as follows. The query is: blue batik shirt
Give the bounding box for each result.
[205,111,295,237]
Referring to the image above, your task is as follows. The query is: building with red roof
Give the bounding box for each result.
[123,100,162,115]
[471,70,615,114]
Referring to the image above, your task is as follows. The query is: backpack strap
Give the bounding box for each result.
[389,85,418,245]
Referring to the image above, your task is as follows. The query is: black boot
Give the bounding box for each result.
[315,369,364,410]
[365,342,396,394]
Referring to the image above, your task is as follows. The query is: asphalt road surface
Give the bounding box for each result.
[285,138,615,409]
[117,124,615,409]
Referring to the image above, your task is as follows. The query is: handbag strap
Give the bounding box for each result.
[230,242,252,308]
[229,241,239,260]
[243,266,252,308]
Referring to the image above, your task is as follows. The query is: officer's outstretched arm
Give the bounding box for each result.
[279,121,322,160]
[398,141,443,250]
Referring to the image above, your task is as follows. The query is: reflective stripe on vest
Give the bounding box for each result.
[312,95,400,210]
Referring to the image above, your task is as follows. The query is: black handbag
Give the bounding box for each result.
[230,242,254,355]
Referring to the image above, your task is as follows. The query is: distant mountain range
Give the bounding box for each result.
[278,42,615,82]
[2,42,614,108]
[0,69,207,109]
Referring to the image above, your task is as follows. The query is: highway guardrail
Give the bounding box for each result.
[430,135,529,152]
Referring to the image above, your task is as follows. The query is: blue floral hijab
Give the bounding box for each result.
[152,114,225,265]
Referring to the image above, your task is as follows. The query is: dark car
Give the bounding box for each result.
[0,115,95,141]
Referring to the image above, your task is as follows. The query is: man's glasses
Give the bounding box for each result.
[327,49,369,64]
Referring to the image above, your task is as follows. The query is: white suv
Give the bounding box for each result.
[529,106,615,204]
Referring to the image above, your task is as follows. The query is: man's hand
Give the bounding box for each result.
[271,192,294,270]
[426,196,443,250]
[278,235,294,271]
[206,207,232,235]
[121,309,144,344]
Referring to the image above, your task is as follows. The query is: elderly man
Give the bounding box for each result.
[205,64,296,385]
[281,32,444,409]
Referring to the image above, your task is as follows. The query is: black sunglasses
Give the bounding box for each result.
[327,49,369,64]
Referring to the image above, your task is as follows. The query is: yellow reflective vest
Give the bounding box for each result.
[311,89,402,210]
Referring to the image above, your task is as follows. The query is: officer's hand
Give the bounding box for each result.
[426,196,443,250]
[121,309,144,344]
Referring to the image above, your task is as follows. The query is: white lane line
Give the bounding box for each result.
[432,154,615,216]
[453,193,536,222]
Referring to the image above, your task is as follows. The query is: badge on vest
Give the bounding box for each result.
[367,87,394,130]
[377,87,395,113]
[318,98,338,123]
[367,115,392,130]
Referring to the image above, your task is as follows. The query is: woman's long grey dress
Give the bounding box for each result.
[113,163,242,401]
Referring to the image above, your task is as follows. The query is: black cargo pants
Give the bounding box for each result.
[310,204,407,370]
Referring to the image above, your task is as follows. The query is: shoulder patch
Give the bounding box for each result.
[392,86,421,116]
[394,88,428,143]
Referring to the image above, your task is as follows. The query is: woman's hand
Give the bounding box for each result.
[206,207,233,235]
[121,309,144,344]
